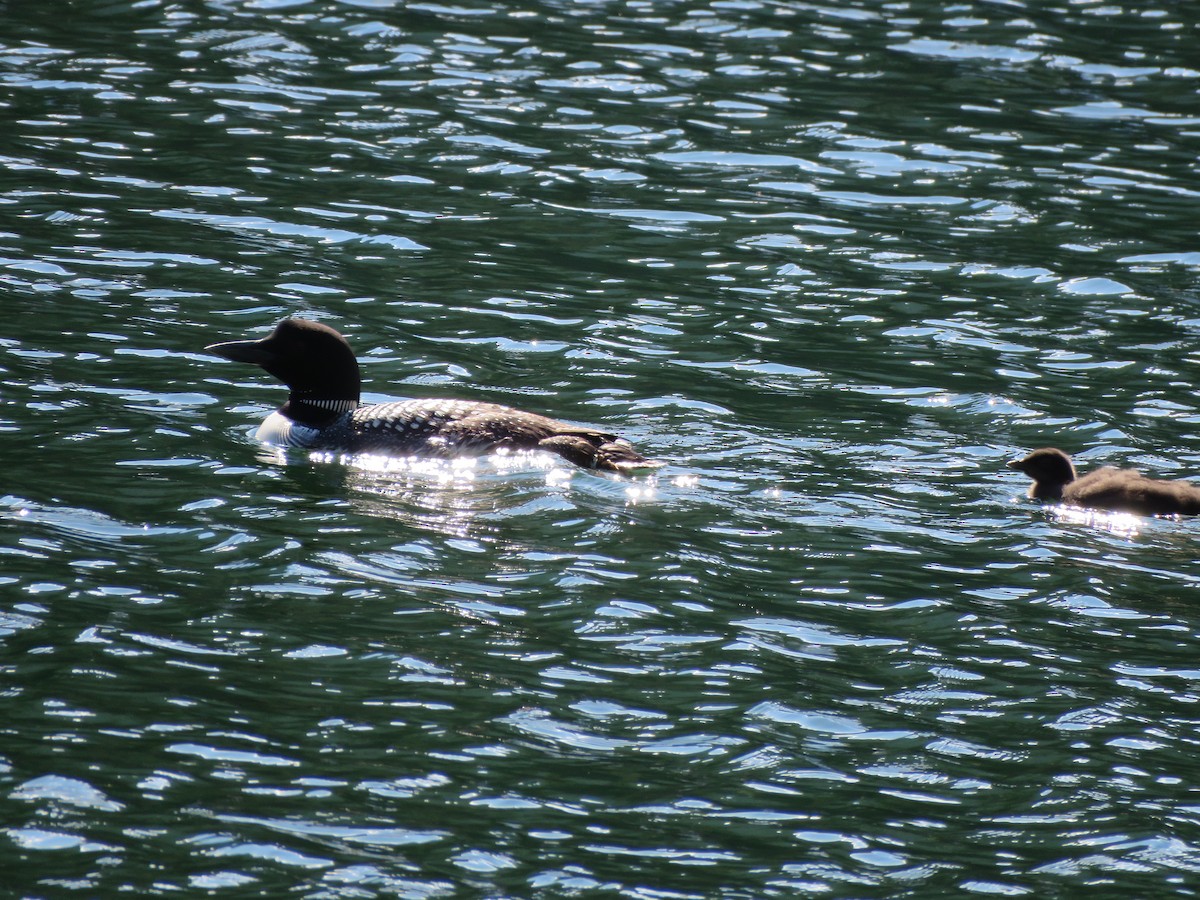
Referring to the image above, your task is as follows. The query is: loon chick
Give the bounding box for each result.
[205,317,661,474]
[1008,447,1200,516]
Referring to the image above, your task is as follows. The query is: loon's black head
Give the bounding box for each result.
[1008,447,1077,500]
[206,318,361,424]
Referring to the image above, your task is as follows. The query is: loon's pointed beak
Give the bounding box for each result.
[205,337,275,366]
[1006,458,1024,471]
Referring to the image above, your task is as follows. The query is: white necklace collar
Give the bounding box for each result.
[296,397,359,413]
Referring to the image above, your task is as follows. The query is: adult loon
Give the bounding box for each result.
[1009,447,1200,516]
[206,317,662,474]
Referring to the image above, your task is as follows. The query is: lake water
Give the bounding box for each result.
[4,1,1200,896]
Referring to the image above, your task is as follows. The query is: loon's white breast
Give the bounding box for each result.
[255,410,322,448]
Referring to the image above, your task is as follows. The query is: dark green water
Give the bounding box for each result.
[4,1,1200,896]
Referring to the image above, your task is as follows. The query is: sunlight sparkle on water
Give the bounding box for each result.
[1048,504,1141,538]
[303,448,585,486]
[330,452,480,484]
[625,481,656,504]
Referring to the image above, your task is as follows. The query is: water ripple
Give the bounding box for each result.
[4,0,1200,895]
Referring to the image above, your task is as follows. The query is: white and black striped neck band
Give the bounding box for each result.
[295,397,360,413]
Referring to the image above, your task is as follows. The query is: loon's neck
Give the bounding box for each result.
[1030,481,1064,501]
[1036,464,1076,501]
[282,395,360,428]
[1030,470,1075,501]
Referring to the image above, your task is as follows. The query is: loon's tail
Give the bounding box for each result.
[538,433,662,474]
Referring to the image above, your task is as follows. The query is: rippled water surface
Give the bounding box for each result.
[4,1,1200,896]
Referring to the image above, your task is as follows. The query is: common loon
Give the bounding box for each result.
[1009,447,1200,516]
[206,317,662,474]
